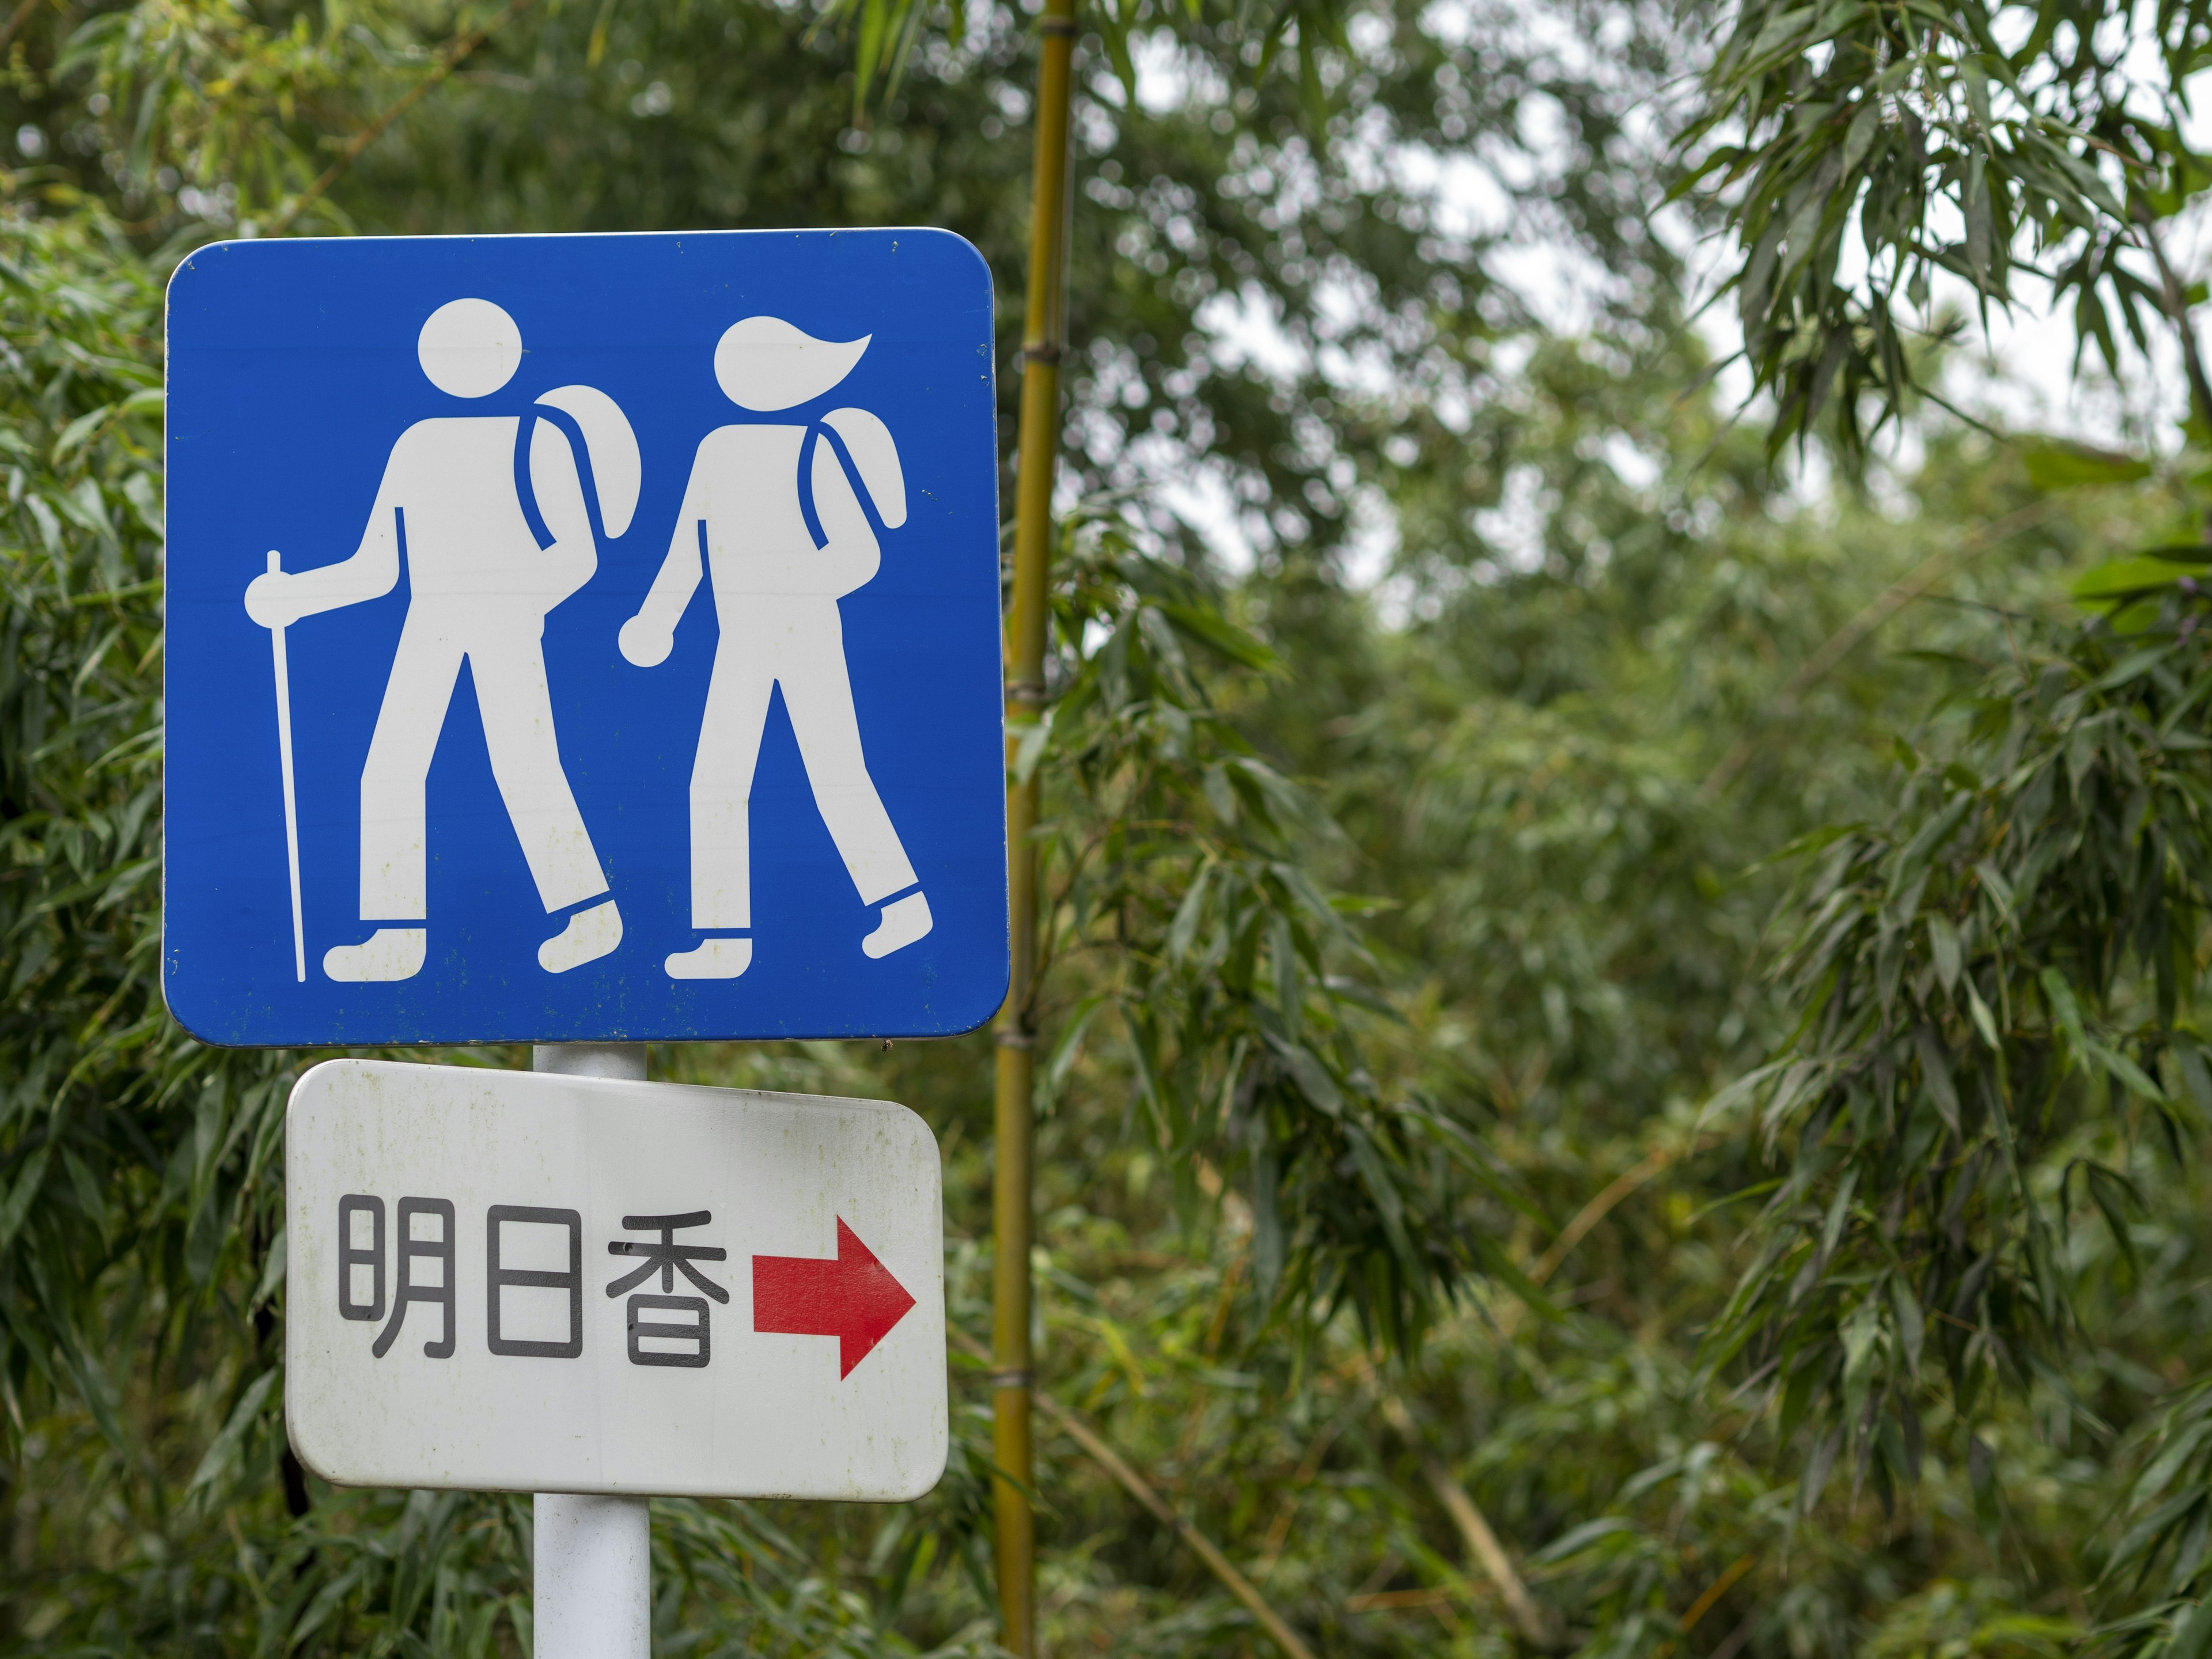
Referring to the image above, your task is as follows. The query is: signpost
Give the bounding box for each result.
[164,229,1003,1649]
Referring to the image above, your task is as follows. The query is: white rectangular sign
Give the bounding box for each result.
[285,1060,946,1501]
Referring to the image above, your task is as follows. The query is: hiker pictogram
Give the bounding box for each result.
[619,316,933,980]
[240,297,642,983]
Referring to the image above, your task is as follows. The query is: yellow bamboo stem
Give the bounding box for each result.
[993,0,1075,1651]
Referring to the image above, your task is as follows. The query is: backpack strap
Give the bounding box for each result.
[512,404,613,552]
[796,418,897,551]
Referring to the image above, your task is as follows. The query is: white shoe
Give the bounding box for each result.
[323,927,427,982]
[665,936,752,979]
[539,899,623,974]
[862,892,933,959]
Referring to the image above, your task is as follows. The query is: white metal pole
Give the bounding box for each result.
[532,1043,651,1659]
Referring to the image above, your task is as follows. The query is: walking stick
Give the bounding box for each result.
[264,550,307,982]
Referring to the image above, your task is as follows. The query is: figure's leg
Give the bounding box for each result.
[469,630,611,912]
[778,605,931,959]
[467,630,622,973]
[324,616,463,982]
[666,639,774,979]
[359,618,464,919]
[688,640,776,931]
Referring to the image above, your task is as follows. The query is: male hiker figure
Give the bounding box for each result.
[243,297,639,982]
[618,315,931,980]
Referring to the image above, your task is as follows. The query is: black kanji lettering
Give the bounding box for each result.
[338,1194,386,1322]
[373,1196,456,1359]
[607,1211,728,1368]
[626,1295,712,1369]
[487,1205,583,1359]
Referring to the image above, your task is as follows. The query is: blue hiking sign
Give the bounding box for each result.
[164,229,1007,1046]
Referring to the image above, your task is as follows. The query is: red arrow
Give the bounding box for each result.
[752,1218,917,1378]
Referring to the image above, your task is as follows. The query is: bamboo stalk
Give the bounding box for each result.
[1036,1384,1320,1659]
[1525,1147,1671,1291]
[992,0,1076,1652]
[1378,1396,1555,1645]
[1373,1141,1706,1645]
[955,1333,1318,1659]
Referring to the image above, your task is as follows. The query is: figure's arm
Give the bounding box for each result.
[242,448,406,628]
[618,444,710,668]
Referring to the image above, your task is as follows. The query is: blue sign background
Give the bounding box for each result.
[165,229,1007,1046]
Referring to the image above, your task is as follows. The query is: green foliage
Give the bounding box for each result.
[1682,0,2212,456]
[2098,1379,2212,1659]
[64,0,359,227]
[1707,592,2212,1520]
[0,203,276,1456]
[13,0,2212,1654]
[1033,514,1531,1355]
[1682,16,2212,1654]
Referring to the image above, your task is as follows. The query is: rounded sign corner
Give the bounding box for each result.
[898,226,993,289]
[884,1441,952,1505]
[159,961,243,1049]
[282,1383,352,1492]
[164,237,247,302]
[286,1055,357,1109]
[927,959,1013,1040]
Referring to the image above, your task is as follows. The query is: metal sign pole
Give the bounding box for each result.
[532,1043,651,1659]
[180,228,991,1657]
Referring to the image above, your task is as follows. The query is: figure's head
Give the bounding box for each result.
[713,316,869,411]
[418,298,522,397]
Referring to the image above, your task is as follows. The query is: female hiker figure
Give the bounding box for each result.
[243,297,641,983]
[618,315,931,981]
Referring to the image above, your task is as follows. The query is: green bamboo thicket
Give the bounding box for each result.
[3,0,2210,1653]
